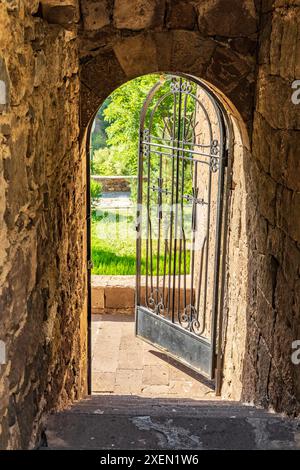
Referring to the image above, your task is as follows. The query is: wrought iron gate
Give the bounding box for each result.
[135,74,228,381]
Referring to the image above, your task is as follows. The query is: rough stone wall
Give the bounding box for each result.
[219,2,300,414]
[0,1,87,449]
[220,120,250,400]
[240,0,300,414]
[91,175,134,192]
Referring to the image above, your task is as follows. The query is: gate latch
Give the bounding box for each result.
[87,259,94,270]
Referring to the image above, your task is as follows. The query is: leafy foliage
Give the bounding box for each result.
[90,74,163,177]
[92,146,130,176]
[90,179,102,200]
[102,75,161,175]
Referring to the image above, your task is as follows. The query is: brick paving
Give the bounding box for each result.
[92,314,216,399]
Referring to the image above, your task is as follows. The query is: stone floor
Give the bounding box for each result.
[44,314,300,450]
[92,314,216,399]
[45,396,300,450]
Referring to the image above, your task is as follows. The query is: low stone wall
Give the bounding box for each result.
[91,175,136,193]
[91,275,192,315]
[92,275,135,315]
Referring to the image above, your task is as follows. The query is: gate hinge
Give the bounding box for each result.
[87,259,94,270]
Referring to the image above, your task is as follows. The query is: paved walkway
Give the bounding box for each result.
[95,192,132,210]
[92,314,215,398]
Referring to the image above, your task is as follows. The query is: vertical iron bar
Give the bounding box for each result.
[156,175,163,307]
[136,129,144,311]
[196,236,207,314]
[172,80,183,322]
[177,93,188,323]
[145,140,152,307]
[166,90,177,318]
[189,162,198,322]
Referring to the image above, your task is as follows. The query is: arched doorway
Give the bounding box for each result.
[87,73,236,397]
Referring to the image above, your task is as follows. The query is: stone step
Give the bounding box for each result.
[44,396,300,450]
[60,396,270,417]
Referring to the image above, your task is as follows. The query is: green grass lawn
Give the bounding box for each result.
[91,210,191,276]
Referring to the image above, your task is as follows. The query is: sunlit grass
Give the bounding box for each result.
[91,210,191,276]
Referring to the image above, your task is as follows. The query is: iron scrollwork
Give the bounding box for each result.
[139,76,225,338]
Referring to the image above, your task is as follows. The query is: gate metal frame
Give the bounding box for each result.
[135,73,231,388]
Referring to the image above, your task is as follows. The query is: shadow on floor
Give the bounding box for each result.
[148,349,215,389]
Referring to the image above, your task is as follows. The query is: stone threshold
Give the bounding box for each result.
[91,275,192,315]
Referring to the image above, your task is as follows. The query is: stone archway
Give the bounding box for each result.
[76,0,300,416]
[80,17,255,403]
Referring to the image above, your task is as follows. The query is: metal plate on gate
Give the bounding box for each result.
[136,306,211,377]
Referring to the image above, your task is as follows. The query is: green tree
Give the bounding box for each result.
[102,74,161,175]
[91,74,196,201]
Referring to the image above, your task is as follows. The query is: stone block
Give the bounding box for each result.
[114,0,165,30]
[252,112,272,174]
[92,372,115,392]
[166,1,195,30]
[171,31,215,76]
[140,384,171,396]
[115,369,143,394]
[105,286,135,309]
[119,336,141,351]
[92,287,105,311]
[81,0,110,31]
[196,0,257,37]
[256,68,300,130]
[118,351,143,370]
[4,0,20,12]
[33,51,47,88]
[258,173,276,225]
[270,8,300,80]
[280,190,300,244]
[41,1,79,25]
[142,349,165,366]
[41,0,78,4]
[142,365,169,386]
[113,34,158,78]
[0,58,9,113]
[93,352,119,373]
[206,45,253,94]
[285,132,300,192]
